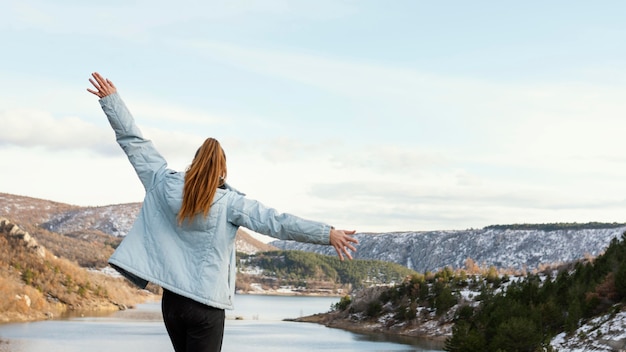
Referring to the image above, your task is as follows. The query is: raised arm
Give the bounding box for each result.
[87,72,168,191]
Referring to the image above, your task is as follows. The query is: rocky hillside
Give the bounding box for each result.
[0,218,149,323]
[271,226,626,272]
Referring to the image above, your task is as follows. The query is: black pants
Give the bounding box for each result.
[161,289,225,352]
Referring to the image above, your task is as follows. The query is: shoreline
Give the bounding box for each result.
[0,293,157,325]
[0,303,127,325]
[287,311,450,345]
[0,292,338,325]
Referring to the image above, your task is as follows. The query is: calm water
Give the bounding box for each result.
[0,295,445,352]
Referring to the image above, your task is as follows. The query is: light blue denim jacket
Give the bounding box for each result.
[100,93,331,310]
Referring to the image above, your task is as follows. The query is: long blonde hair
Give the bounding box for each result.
[177,138,227,224]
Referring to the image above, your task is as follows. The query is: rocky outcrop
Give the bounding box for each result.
[0,218,46,258]
[291,285,450,348]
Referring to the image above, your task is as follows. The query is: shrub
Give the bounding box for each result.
[333,295,352,311]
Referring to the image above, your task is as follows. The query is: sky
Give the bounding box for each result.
[1,1,626,237]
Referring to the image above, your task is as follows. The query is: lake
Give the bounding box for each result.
[0,294,445,352]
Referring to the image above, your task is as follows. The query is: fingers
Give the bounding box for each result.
[87,74,104,97]
[341,231,359,249]
[342,247,354,260]
[333,244,352,261]
[86,88,100,97]
[334,246,345,261]
[93,72,109,90]
[87,72,116,98]
[92,72,106,87]
[330,229,358,261]
[346,236,359,244]
[88,77,98,89]
[345,243,357,252]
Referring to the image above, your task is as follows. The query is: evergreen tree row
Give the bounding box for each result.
[445,233,626,351]
[484,222,626,232]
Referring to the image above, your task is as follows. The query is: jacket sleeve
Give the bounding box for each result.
[99,93,168,191]
[226,194,331,245]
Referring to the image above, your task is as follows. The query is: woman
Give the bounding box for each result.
[87,72,358,352]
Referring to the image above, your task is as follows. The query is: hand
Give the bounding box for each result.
[87,72,117,98]
[329,229,358,261]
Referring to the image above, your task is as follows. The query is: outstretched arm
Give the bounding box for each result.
[86,72,168,192]
[228,196,358,260]
[87,72,117,98]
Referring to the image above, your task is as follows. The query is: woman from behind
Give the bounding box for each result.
[87,72,358,352]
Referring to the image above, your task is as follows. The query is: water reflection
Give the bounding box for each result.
[351,330,444,350]
[0,296,445,352]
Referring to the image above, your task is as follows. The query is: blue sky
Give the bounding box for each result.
[2,1,626,235]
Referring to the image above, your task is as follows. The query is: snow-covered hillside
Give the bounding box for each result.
[41,203,141,237]
[271,227,626,272]
[551,310,626,351]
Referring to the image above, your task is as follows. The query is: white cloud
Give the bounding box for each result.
[0,146,144,207]
[0,98,225,163]
[330,145,448,176]
[0,108,114,153]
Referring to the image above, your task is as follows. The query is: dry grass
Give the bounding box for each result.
[0,220,151,323]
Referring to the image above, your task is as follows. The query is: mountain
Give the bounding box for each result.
[4,193,624,273]
[271,226,626,272]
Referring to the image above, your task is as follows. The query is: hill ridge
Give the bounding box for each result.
[272,227,626,273]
